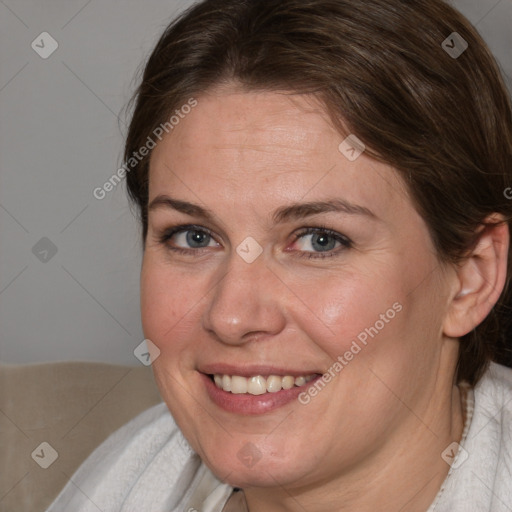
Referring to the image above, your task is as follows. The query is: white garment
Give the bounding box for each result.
[45,362,512,512]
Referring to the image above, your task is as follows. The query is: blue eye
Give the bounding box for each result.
[177,229,212,248]
[157,224,352,259]
[158,225,218,254]
[292,227,352,259]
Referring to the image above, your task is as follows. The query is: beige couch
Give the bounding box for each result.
[0,361,163,512]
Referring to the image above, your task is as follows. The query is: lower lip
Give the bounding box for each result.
[201,373,320,415]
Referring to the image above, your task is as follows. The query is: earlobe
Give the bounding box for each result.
[443,215,509,338]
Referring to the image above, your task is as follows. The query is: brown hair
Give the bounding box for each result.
[124,0,512,384]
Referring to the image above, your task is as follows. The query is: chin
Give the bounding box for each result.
[200,447,315,490]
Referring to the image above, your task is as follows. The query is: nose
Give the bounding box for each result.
[201,251,287,345]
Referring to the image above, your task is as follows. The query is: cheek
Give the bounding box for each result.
[290,271,405,361]
[140,262,169,339]
[140,257,203,348]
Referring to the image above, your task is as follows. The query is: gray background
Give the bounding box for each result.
[1,0,511,364]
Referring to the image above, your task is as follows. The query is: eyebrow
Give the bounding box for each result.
[148,195,377,224]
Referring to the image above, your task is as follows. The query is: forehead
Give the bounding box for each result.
[148,88,411,223]
[157,89,348,163]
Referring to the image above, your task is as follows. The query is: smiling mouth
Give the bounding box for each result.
[209,373,319,395]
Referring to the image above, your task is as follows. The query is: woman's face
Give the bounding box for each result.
[141,87,456,489]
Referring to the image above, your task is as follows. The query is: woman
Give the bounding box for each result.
[46,0,512,510]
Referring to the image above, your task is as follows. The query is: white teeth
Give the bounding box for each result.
[266,375,282,393]
[281,376,295,390]
[222,375,231,392]
[212,373,317,394]
[231,375,248,394]
[294,376,306,386]
[247,376,267,395]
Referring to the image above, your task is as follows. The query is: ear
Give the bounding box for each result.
[443,214,509,338]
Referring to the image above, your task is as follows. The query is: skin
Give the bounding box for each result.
[140,85,509,511]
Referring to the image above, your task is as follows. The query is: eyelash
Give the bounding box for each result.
[156,224,352,259]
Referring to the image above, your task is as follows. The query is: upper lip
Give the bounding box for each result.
[199,364,321,377]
